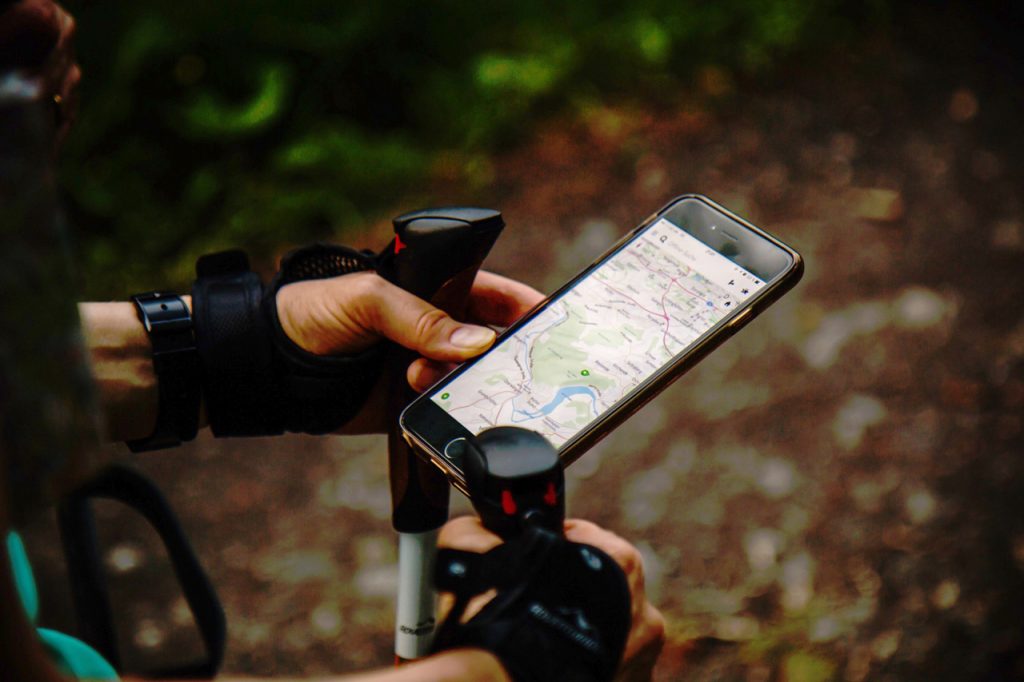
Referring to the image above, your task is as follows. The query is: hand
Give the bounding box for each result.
[438,516,667,682]
[0,0,81,144]
[276,270,544,432]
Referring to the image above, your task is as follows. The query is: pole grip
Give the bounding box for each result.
[463,427,566,541]
[378,208,505,533]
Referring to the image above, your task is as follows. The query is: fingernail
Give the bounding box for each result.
[449,325,495,349]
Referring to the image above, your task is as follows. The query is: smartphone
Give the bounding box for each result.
[400,194,803,493]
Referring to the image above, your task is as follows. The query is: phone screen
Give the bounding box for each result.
[430,217,766,447]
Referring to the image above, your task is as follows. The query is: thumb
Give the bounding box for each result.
[361,277,497,362]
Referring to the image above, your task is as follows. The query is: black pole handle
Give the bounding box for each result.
[463,427,566,541]
[377,207,505,533]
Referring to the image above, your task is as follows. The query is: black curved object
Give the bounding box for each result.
[58,465,225,679]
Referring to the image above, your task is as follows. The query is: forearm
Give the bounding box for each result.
[342,650,510,682]
[139,649,511,682]
[77,298,199,443]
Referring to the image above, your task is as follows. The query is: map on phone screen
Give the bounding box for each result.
[432,218,765,447]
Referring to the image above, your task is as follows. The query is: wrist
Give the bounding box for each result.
[79,301,159,442]
[79,297,208,446]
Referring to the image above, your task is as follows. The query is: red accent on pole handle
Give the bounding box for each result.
[501,490,517,515]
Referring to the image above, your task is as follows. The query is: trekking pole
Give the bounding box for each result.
[431,427,634,682]
[376,208,505,662]
[430,426,568,650]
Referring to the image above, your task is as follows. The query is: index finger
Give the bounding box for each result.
[467,271,545,327]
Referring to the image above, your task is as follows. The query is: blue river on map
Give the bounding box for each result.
[512,385,598,422]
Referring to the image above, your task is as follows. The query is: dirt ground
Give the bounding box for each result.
[21,7,1024,682]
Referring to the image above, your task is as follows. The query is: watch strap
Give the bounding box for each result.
[126,292,201,452]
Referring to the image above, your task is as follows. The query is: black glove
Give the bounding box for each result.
[432,526,631,682]
[191,243,385,436]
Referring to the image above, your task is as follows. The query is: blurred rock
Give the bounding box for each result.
[636,541,665,602]
[747,665,773,682]
[948,88,979,122]
[318,467,390,520]
[754,163,789,204]
[234,621,272,647]
[845,644,874,682]
[904,488,937,524]
[714,615,760,641]
[256,551,335,584]
[931,580,960,610]
[310,602,344,638]
[622,468,675,529]
[802,301,889,369]
[781,505,811,536]
[871,630,901,661]
[780,553,815,612]
[830,132,859,160]
[991,219,1023,250]
[133,618,166,651]
[970,149,1002,181]
[833,394,887,451]
[744,528,785,571]
[847,188,904,222]
[852,478,888,514]
[559,218,619,274]
[686,588,743,616]
[757,458,798,499]
[782,651,836,682]
[634,153,670,200]
[939,378,984,410]
[690,494,726,526]
[354,564,398,599]
[893,287,950,329]
[171,596,192,627]
[697,65,734,98]
[1011,535,1024,571]
[665,439,697,475]
[106,542,144,574]
[882,524,914,551]
[692,380,772,420]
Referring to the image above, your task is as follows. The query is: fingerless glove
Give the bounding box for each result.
[191,244,385,436]
[432,526,631,682]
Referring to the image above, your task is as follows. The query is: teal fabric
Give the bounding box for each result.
[6,530,39,621]
[38,627,120,681]
[6,531,119,681]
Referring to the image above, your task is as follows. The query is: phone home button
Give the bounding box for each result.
[444,437,468,461]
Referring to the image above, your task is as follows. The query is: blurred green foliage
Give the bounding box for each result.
[61,0,886,296]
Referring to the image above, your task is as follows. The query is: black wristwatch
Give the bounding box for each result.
[127,292,202,452]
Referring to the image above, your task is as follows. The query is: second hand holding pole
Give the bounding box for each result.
[376,207,505,662]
